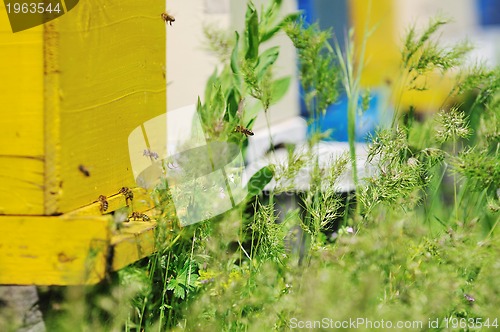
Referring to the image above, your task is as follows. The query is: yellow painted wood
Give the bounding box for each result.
[399,74,455,112]
[0,215,109,285]
[53,0,166,214]
[0,156,44,215]
[0,5,45,215]
[0,1,166,215]
[111,221,156,271]
[0,213,160,285]
[0,1,167,285]
[350,0,400,87]
[44,20,63,215]
[67,187,154,216]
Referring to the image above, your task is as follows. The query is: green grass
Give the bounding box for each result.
[39,2,500,331]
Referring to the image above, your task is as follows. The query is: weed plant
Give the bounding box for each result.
[41,1,499,331]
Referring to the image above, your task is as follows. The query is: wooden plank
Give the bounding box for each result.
[43,20,63,215]
[111,221,156,271]
[0,213,161,285]
[67,187,154,216]
[0,6,45,215]
[0,7,44,157]
[47,0,166,213]
[0,156,44,215]
[0,215,109,285]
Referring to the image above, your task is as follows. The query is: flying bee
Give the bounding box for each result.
[119,187,134,206]
[129,211,151,222]
[464,294,475,303]
[234,125,254,137]
[161,12,175,26]
[98,195,108,212]
[143,149,159,160]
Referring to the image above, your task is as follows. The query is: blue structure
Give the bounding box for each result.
[477,0,500,26]
[306,91,388,142]
[297,0,390,142]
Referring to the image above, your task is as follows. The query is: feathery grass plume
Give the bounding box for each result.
[434,107,472,143]
[453,64,500,105]
[272,145,309,193]
[203,24,235,63]
[283,19,339,117]
[361,127,442,214]
[402,17,473,91]
[249,201,287,264]
[476,87,500,149]
[450,147,500,192]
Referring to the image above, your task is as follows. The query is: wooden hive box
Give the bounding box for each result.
[0,0,166,285]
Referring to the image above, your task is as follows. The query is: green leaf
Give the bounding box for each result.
[246,165,275,197]
[245,3,259,61]
[230,31,240,74]
[242,102,261,126]
[197,96,208,124]
[166,279,186,299]
[225,88,240,121]
[204,68,218,105]
[255,46,280,80]
[260,12,300,43]
[196,96,202,112]
[230,31,242,91]
[269,76,291,105]
[212,84,226,116]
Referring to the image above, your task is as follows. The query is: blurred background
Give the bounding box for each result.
[166,0,500,140]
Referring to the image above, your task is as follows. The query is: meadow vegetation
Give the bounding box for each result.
[41,1,499,331]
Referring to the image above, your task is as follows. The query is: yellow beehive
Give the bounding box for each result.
[351,0,455,112]
[0,1,165,285]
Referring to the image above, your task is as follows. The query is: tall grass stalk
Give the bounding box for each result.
[333,2,372,192]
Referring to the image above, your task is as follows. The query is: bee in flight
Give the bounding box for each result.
[143,149,159,160]
[98,195,108,212]
[234,125,254,137]
[119,187,134,206]
[464,294,475,303]
[161,12,175,26]
[129,211,151,222]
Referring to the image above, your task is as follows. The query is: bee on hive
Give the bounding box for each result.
[98,195,108,212]
[119,187,134,206]
[161,12,175,26]
[129,212,151,222]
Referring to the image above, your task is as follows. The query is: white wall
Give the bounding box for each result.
[166,0,231,111]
